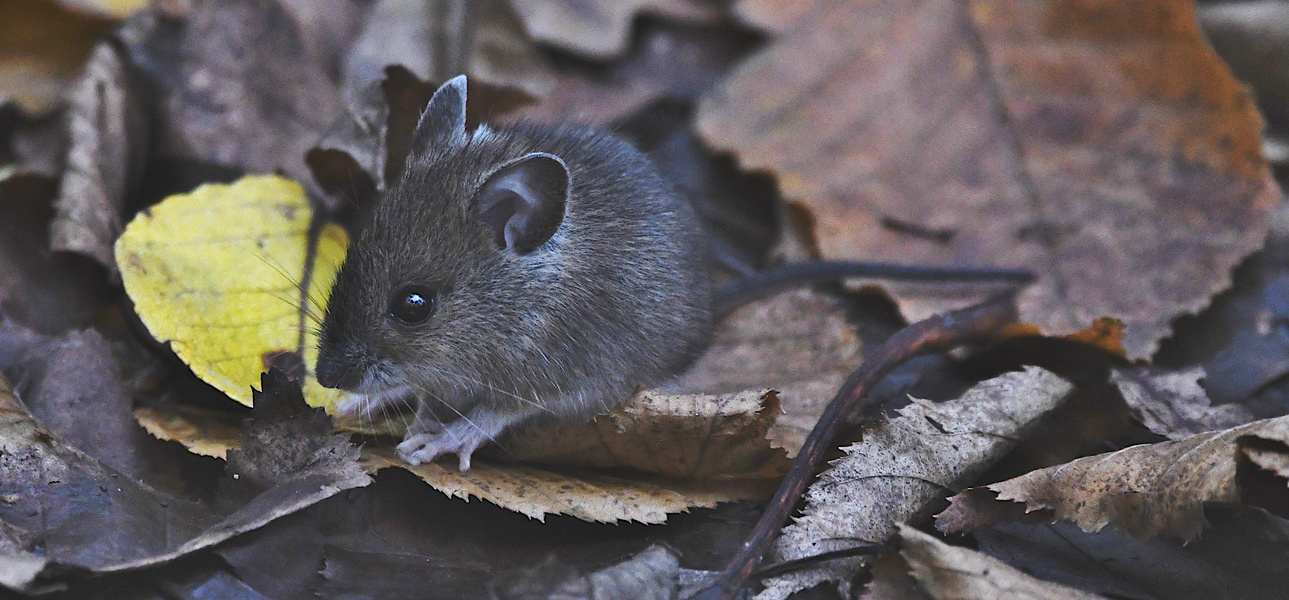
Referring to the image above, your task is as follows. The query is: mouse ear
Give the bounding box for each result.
[411,75,468,154]
[476,152,569,254]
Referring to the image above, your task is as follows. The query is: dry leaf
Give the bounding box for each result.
[361,448,773,524]
[697,0,1278,359]
[51,40,147,270]
[1112,366,1255,439]
[499,388,789,480]
[134,403,242,460]
[0,0,112,115]
[899,525,1109,600]
[757,367,1074,600]
[50,0,148,19]
[937,415,1289,541]
[674,289,862,457]
[509,0,719,59]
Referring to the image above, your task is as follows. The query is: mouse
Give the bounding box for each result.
[315,75,1032,471]
[315,75,713,470]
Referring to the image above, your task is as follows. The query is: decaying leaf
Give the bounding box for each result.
[361,448,773,524]
[499,388,789,480]
[116,175,350,413]
[0,0,112,115]
[51,40,147,270]
[490,544,679,600]
[133,403,242,460]
[674,289,862,457]
[0,174,111,333]
[757,367,1074,600]
[697,0,1279,359]
[1112,366,1254,439]
[509,0,719,59]
[899,525,1109,600]
[937,415,1289,541]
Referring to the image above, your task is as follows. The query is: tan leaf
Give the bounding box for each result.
[937,415,1289,541]
[360,448,772,524]
[509,0,719,59]
[697,0,1278,359]
[1112,366,1254,439]
[757,367,1074,600]
[490,545,679,600]
[899,525,1109,600]
[134,405,242,460]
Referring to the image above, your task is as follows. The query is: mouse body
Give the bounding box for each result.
[316,76,712,470]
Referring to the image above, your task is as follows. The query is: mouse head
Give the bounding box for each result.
[315,75,571,397]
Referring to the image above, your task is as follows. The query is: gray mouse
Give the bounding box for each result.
[315,76,1031,471]
[315,75,712,470]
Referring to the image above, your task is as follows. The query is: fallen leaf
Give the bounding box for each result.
[697,0,1279,359]
[856,551,934,600]
[498,388,789,480]
[1112,366,1255,439]
[115,175,355,417]
[937,414,1289,541]
[0,173,111,333]
[0,0,112,115]
[900,524,1109,600]
[0,321,163,481]
[509,0,720,59]
[673,289,862,457]
[757,367,1074,600]
[361,448,774,524]
[342,0,553,105]
[510,20,760,127]
[133,403,242,460]
[491,544,679,600]
[972,510,1289,600]
[51,40,148,270]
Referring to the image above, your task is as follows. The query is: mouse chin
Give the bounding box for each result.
[335,383,415,419]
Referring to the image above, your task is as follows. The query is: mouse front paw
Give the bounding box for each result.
[396,422,489,471]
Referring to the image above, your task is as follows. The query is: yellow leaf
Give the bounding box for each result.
[116,175,353,416]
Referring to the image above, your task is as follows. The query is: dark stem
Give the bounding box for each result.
[690,293,1020,600]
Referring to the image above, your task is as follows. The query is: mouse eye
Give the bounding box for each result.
[389,286,436,325]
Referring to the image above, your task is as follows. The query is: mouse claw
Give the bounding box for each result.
[396,422,489,471]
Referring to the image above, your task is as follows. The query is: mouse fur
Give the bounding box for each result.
[315,76,712,469]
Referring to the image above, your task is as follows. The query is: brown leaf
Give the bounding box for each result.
[697,0,1278,359]
[500,389,789,480]
[51,40,147,270]
[509,0,720,59]
[937,415,1289,541]
[899,525,1110,600]
[1112,366,1255,439]
[0,174,111,332]
[0,0,112,115]
[674,289,863,457]
[758,367,1074,600]
[361,448,773,524]
[134,403,242,460]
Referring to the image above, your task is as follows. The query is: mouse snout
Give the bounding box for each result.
[315,354,364,390]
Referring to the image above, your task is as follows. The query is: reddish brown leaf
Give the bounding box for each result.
[697,0,1278,359]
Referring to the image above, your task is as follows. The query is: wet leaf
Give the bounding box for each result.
[115,175,354,416]
[509,0,720,59]
[937,415,1289,541]
[900,525,1109,600]
[758,367,1074,600]
[697,0,1279,359]
[1112,366,1255,439]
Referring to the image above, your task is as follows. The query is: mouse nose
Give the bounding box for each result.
[315,355,364,390]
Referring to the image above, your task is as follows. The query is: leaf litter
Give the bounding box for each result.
[5,0,1289,598]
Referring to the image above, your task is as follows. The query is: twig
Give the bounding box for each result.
[690,292,1020,600]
